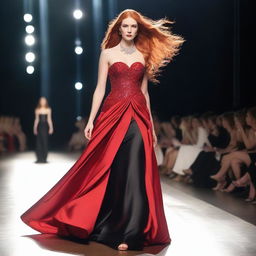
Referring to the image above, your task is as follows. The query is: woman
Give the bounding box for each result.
[221,107,256,202]
[20,9,184,251]
[160,116,193,177]
[210,110,255,183]
[184,114,230,188]
[210,112,239,190]
[33,97,54,163]
[166,116,210,181]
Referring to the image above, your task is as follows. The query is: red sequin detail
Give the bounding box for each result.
[101,62,146,113]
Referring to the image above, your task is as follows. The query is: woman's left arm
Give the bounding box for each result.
[47,108,54,134]
[141,73,157,147]
[141,73,154,129]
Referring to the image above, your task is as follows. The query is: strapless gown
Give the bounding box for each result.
[35,114,49,163]
[20,61,171,250]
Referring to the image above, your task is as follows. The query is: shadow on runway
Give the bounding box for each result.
[22,234,170,256]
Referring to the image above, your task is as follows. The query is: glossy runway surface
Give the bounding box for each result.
[0,151,255,256]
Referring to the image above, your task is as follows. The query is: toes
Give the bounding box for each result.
[118,243,128,250]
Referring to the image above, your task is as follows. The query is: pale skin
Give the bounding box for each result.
[84,16,158,251]
[84,17,157,149]
[33,97,54,135]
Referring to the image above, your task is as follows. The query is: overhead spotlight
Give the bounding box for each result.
[26,65,35,74]
[75,39,81,45]
[73,9,83,19]
[24,13,33,23]
[25,52,35,63]
[75,46,83,55]
[75,82,83,90]
[25,35,35,46]
[25,25,35,34]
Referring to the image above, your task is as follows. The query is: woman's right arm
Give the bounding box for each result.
[33,109,39,135]
[84,49,109,140]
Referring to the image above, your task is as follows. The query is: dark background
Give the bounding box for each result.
[0,0,254,149]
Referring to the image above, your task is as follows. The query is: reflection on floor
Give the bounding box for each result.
[0,151,255,256]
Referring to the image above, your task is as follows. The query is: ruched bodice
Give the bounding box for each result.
[101,62,145,113]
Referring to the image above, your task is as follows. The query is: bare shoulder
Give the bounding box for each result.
[99,48,111,63]
[100,47,118,65]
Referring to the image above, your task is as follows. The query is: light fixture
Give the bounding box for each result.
[26,65,35,74]
[75,82,83,90]
[25,25,35,34]
[24,13,33,23]
[25,52,35,63]
[73,9,83,20]
[25,35,35,46]
[75,46,83,55]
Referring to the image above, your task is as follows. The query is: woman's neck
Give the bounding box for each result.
[119,39,135,48]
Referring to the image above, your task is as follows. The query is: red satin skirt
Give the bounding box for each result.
[20,99,171,250]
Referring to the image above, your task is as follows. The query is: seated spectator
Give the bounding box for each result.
[68,117,88,151]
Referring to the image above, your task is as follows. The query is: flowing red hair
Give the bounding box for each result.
[101,9,185,84]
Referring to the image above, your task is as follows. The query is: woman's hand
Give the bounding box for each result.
[235,118,243,131]
[152,129,158,148]
[49,127,54,134]
[33,129,37,135]
[84,121,94,140]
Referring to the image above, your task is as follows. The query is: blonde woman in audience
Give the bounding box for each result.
[160,116,195,178]
[171,116,211,181]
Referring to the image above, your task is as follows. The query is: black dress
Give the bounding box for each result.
[88,117,149,250]
[190,126,230,188]
[35,114,49,163]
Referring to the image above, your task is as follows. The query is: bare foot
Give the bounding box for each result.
[222,181,236,192]
[172,175,184,182]
[212,180,227,191]
[118,243,128,251]
[183,169,192,175]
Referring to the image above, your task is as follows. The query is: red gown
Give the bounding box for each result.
[20,61,171,250]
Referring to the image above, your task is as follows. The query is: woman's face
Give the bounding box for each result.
[192,118,199,128]
[40,97,47,107]
[246,112,253,126]
[119,17,138,41]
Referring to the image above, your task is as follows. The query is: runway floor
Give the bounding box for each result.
[0,151,255,256]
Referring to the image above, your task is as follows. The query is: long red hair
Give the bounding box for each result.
[101,9,185,84]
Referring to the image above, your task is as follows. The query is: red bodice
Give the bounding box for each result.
[101,61,145,113]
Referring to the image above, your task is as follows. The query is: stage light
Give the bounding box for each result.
[25,25,35,34]
[75,82,83,90]
[25,35,35,46]
[73,9,83,19]
[75,39,81,45]
[25,52,35,63]
[75,46,83,55]
[26,65,35,74]
[24,13,33,23]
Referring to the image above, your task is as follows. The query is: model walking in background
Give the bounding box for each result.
[33,97,54,163]
[21,9,184,251]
